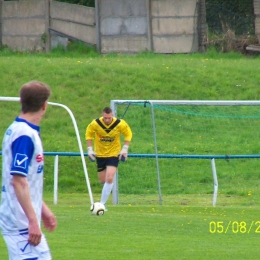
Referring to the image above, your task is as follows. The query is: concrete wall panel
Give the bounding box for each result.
[255,17,260,42]
[153,35,197,53]
[2,0,45,51]
[101,17,147,35]
[254,0,260,43]
[101,36,148,53]
[152,17,197,35]
[1,0,202,53]
[51,1,95,25]
[99,0,147,17]
[98,0,148,53]
[151,0,197,17]
[3,19,45,35]
[51,20,96,44]
[3,36,43,51]
[3,0,45,18]
[255,17,260,33]
[151,0,198,54]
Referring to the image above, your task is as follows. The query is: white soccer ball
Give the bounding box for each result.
[90,202,105,216]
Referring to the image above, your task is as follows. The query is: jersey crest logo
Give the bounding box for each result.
[36,154,44,162]
[6,129,12,136]
[14,153,28,169]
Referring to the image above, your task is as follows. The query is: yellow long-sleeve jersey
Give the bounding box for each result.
[85,117,132,157]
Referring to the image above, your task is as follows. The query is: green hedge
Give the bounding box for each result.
[206,0,253,17]
[55,0,95,7]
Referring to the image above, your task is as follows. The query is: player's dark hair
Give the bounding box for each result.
[20,81,51,113]
[103,107,112,114]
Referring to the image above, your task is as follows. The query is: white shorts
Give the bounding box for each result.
[3,233,52,260]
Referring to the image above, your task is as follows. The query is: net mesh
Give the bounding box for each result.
[115,102,260,205]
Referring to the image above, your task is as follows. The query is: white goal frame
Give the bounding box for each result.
[111,100,260,206]
[0,97,94,205]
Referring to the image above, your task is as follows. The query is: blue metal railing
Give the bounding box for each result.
[1,151,259,159]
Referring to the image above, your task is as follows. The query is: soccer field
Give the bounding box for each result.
[1,49,260,259]
[1,193,260,260]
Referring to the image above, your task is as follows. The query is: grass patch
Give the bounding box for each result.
[1,192,260,260]
[0,43,260,199]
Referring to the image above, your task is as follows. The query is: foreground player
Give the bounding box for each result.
[0,81,57,260]
[86,107,132,210]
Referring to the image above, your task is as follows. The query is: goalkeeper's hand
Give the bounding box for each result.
[119,145,129,162]
[87,146,96,162]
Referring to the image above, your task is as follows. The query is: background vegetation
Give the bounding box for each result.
[0,43,260,204]
[55,0,95,7]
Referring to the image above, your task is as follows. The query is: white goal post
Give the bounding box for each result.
[0,97,94,205]
[110,100,260,206]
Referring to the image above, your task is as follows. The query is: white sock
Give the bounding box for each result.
[100,182,113,205]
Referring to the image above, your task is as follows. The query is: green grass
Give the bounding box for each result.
[1,193,260,260]
[1,45,260,258]
[0,44,260,198]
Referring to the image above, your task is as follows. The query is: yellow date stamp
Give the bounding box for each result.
[209,221,260,234]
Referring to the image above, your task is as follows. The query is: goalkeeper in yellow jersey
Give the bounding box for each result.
[85,107,132,210]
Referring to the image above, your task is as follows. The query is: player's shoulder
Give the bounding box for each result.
[10,119,35,137]
[88,118,99,124]
[8,121,30,133]
[119,118,129,125]
[118,119,131,129]
[93,117,102,124]
[87,118,102,129]
[14,117,39,130]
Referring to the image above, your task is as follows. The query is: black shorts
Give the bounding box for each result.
[96,157,119,172]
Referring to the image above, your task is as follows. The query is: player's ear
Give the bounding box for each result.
[42,101,48,111]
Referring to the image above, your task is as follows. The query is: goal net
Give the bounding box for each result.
[111,100,260,206]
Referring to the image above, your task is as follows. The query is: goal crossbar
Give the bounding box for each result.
[111,100,260,106]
